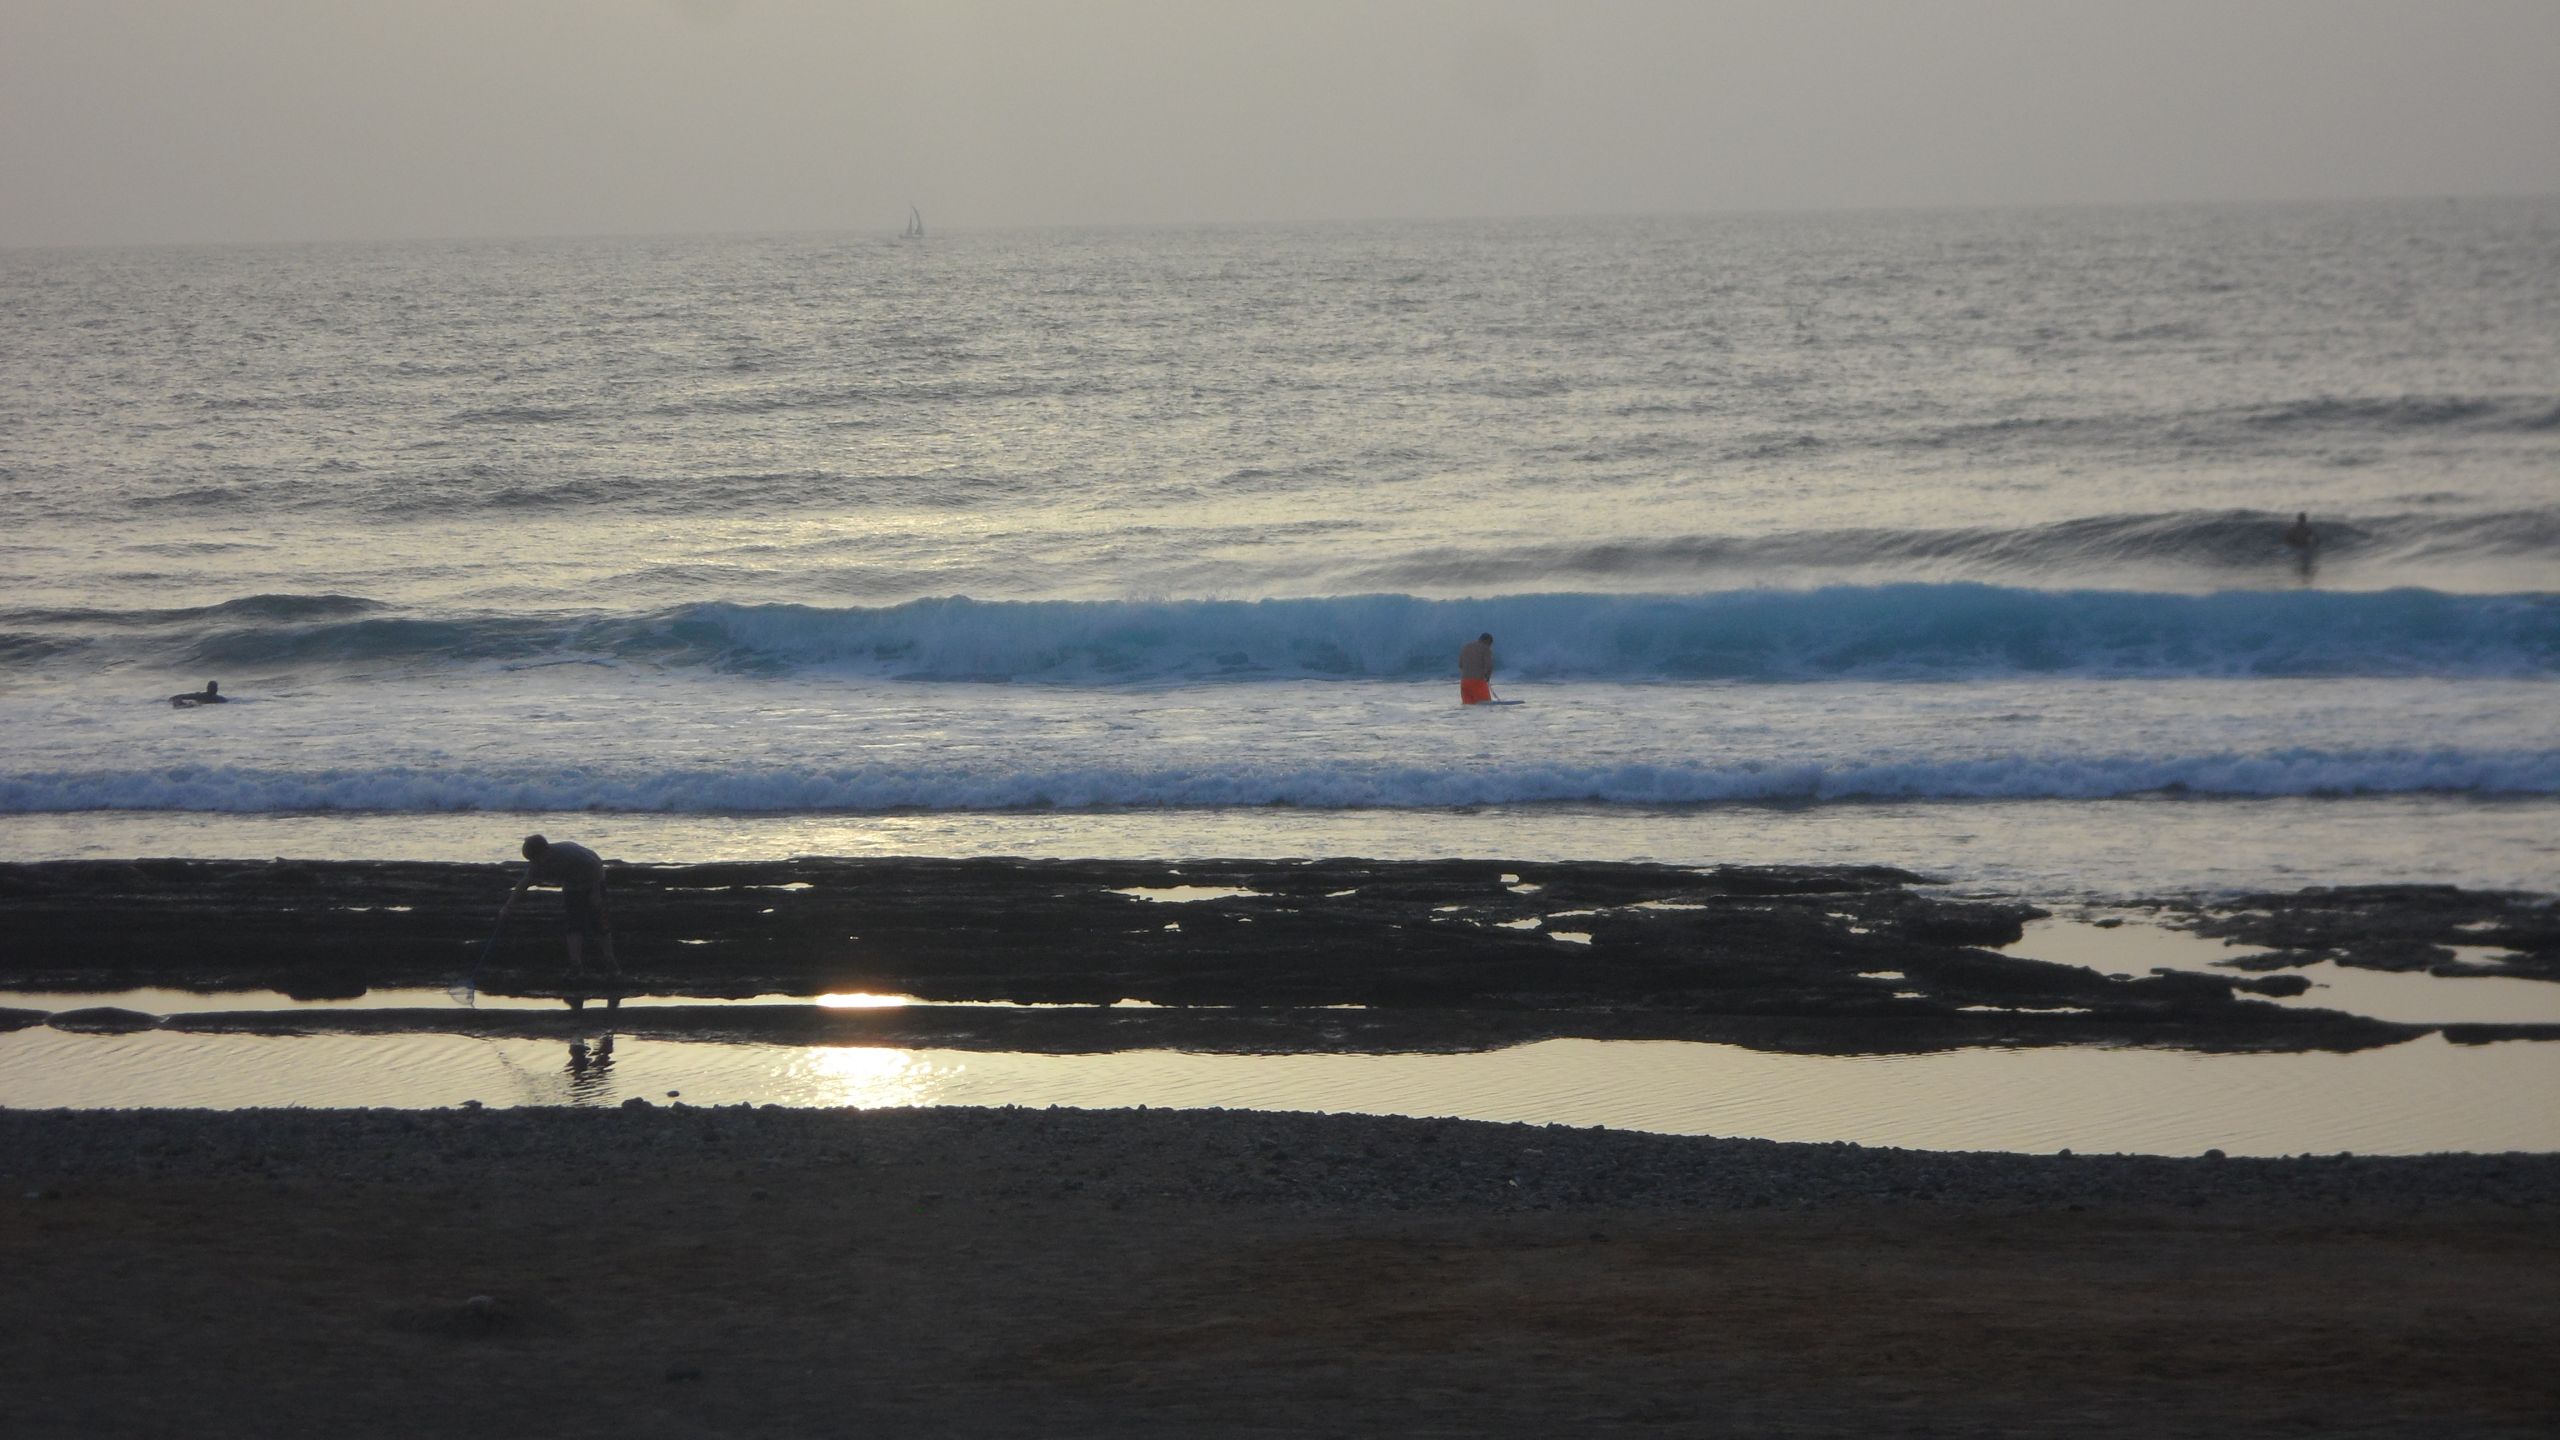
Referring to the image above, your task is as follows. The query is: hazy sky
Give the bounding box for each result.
[4,0,2555,245]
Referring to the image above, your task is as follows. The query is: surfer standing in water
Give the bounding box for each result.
[1458,633,1495,705]
[500,834,620,982]
[2283,512,2319,582]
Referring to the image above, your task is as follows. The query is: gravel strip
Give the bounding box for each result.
[7,1106,2553,1216]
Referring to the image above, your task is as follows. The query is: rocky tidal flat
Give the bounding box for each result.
[7,860,2560,1434]
[9,858,2556,1054]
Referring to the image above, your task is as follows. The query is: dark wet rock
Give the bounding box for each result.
[279,972,370,1002]
[0,1006,47,1032]
[2483,912,2560,961]
[2169,886,2560,985]
[1683,865,1935,898]
[2137,969,2237,1002]
[2328,940,2458,973]
[2213,948,2330,973]
[46,1006,159,1034]
[2440,1023,2560,1045]
[0,858,2484,1055]
[2230,974,2312,998]
[1890,900,2043,948]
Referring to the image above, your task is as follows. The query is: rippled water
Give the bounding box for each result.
[5,1028,2550,1158]
[5,201,2556,893]
[7,920,2554,1155]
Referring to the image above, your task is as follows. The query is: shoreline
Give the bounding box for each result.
[6,1106,2556,1437]
[11,793,2560,905]
[13,1104,2555,1213]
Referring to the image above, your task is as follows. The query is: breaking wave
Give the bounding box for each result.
[13,584,2552,683]
[6,747,2554,814]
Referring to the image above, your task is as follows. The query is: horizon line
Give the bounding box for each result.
[6,187,2555,255]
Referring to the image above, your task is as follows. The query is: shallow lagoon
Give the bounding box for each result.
[9,919,2554,1157]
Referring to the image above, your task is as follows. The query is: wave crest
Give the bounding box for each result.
[6,747,2552,814]
[653,586,2560,682]
[7,586,2554,683]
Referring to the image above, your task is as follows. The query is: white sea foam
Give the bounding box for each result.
[6,747,2555,815]
[4,674,2551,816]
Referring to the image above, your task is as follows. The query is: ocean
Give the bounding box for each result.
[4,197,2557,895]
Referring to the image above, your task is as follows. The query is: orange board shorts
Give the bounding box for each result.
[1460,678,1492,704]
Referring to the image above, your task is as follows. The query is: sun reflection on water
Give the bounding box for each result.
[815,992,913,1009]
[780,1045,957,1108]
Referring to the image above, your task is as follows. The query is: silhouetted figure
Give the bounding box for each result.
[2283,512,2319,582]
[169,680,227,708]
[1458,633,1496,705]
[501,834,619,982]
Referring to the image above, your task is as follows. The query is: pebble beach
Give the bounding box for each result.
[7,1105,2557,1437]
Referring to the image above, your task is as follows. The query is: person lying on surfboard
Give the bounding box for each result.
[169,680,228,708]
[1458,633,1495,705]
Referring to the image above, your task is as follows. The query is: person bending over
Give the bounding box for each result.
[502,834,619,978]
[1458,633,1496,705]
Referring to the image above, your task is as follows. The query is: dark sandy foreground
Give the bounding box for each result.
[5,1107,2556,1439]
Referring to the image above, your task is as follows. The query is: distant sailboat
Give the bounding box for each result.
[903,204,924,240]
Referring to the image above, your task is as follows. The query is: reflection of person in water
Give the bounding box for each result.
[169,680,228,708]
[2282,512,2319,582]
[564,1033,617,1101]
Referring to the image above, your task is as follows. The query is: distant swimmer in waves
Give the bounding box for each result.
[500,834,620,981]
[2282,511,2319,582]
[1458,632,1495,705]
[169,680,228,708]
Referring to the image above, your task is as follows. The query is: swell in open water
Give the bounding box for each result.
[1,200,2555,887]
